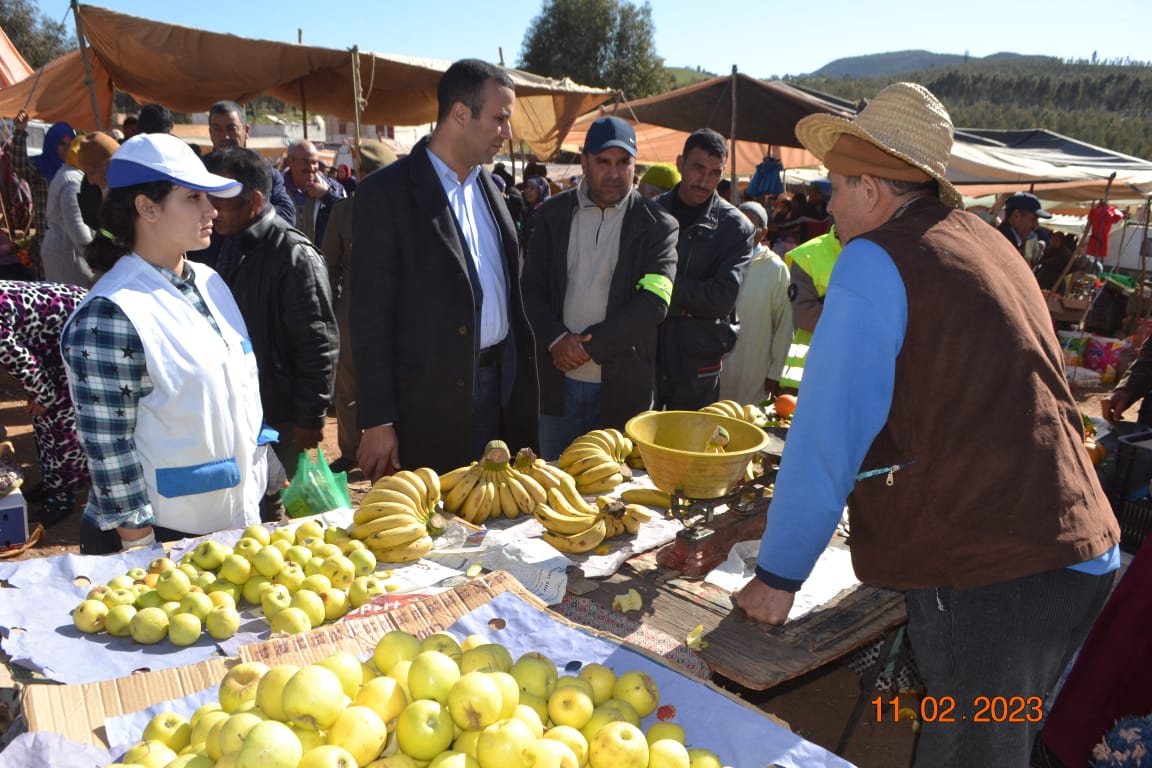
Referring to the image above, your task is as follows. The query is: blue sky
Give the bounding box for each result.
[71,0,1147,80]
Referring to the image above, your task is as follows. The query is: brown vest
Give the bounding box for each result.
[847,198,1118,590]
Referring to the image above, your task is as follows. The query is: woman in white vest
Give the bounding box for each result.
[61,133,270,554]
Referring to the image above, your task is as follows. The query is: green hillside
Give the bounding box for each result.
[787,56,1152,159]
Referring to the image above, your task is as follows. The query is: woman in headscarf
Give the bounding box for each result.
[40,134,95,286]
[10,110,75,278]
[519,175,550,253]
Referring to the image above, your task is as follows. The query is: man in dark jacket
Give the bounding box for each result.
[523,116,678,458]
[350,59,539,477]
[656,129,754,410]
[201,147,338,477]
[207,101,296,225]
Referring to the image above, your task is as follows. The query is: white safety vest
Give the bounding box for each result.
[75,254,266,534]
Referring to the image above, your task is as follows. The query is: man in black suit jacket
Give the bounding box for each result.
[350,59,539,478]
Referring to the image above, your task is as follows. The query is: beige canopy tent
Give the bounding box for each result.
[0,5,613,159]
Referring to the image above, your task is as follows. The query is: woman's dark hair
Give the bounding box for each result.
[86,181,174,274]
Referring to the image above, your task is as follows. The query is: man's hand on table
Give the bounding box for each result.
[734,578,795,625]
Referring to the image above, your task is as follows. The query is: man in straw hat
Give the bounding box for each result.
[733,82,1119,766]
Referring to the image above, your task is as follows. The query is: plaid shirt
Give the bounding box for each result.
[62,260,221,531]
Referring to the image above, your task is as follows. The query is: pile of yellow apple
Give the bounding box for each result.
[110,630,733,768]
[71,520,392,646]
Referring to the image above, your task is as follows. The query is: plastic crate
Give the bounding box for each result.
[1106,429,1152,506]
[1116,498,1152,554]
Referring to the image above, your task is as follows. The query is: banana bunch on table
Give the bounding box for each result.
[700,399,769,427]
[439,440,549,524]
[347,468,443,562]
[557,428,634,494]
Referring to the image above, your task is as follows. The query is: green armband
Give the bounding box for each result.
[636,273,673,305]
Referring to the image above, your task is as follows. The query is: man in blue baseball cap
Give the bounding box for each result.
[998,191,1052,258]
[521,116,679,458]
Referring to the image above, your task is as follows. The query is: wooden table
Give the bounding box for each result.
[575,544,908,691]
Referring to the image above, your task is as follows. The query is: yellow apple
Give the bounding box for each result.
[219,662,270,713]
[421,631,463,662]
[686,748,723,768]
[300,744,357,767]
[577,664,615,706]
[327,705,388,765]
[355,675,408,725]
[122,739,179,768]
[129,606,169,644]
[273,561,306,593]
[516,696,548,734]
[374,630,423,675]
[395,699,455,761]
[148,556,177,574]
[254,664,300,722]
[104,603,137,637]
[460,634,488,652]
[242,524,272,545]
[348,575,388,608]
[177,591,214,622]
[189,709,228,751]
[294,519,325,544]
[168,612,203,647]
[542,725,588,766]
[235,719,303,768]
[476,717,536,768]
[316,651,365,698]
[554,676,595,698]
[588,721,647,768]
[270,526,296,545]
[524,737,580,768]
[218,712,263,757]
[461,643,514,674]
[408,650,462,704]
[319,588,351,621]
[284,544,314,568]
[387,659,413,699]
[292,723,327,753]
[103,587,137,608]
[290,589,327,628]
[251,545,286,578]
[429,751,480,768]
[486,672,521,720]
[348,547,377,577]
[205,604,242,640]
[270,606,312,635]
[548,684,594,730]
[579,699,639,744]
[611,671,659,718]
[447,671,504,731]
[72,599,109,633]
[261,583,292,618]
[453,728,483,760]
[648,738,691,768]
[283,664,346,731]
[646,722,686,745]
[299,574,333,594]
[191,540,230,571]
[141,711,191,753]
[190,701,222,728]
[511,652,558,701]
[319,554,356,590]
[218,554,253,587]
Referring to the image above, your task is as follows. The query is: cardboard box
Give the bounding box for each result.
[0,488,27,552]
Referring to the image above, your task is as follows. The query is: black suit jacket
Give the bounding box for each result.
[350,138,539,472]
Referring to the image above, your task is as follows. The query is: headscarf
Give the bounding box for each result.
[34,121,76,183]
[527,176,550,206]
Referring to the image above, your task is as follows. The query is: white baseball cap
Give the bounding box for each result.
[108,133,242,197]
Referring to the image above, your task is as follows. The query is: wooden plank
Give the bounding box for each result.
[579,544,907,690]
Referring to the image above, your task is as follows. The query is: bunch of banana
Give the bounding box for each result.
[538,506,608,554]
[700,399,769,427]
[348,467,442,562]
[440,440,548,524]
[558,428,633,494]
[594,496,658,538]
[513,448,599,514]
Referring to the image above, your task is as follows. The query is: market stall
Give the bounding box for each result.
[0,403,897,767]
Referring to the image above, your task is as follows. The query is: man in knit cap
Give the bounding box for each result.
[734,82,1119,767]
[636,162,679,199]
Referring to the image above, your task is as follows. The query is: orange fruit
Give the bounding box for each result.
[773,394,798,418]
[1084,440,1107,465]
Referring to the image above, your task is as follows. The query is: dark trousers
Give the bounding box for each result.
[657,371,720,411]
[469,360,502,459]
[906,566,1115,767]
[79,518,192,555]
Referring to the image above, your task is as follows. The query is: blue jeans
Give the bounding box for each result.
[539,378,601,460]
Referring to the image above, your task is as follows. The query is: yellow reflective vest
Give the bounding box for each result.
[780,232,841,390]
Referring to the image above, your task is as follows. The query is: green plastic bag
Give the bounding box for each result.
[282,446,352,519]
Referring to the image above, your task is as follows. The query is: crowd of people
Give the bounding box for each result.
[0,61,1145,768]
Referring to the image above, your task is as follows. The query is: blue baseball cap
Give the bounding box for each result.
[108,133,242,197]
[1005,192,1052,219]
[583,116,637,158]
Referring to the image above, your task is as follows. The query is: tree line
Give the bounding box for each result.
[789,60,1152,160]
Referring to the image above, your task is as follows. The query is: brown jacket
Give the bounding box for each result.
[848,198,1118,590]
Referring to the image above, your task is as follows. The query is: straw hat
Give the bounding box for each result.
[794,82,962,209]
